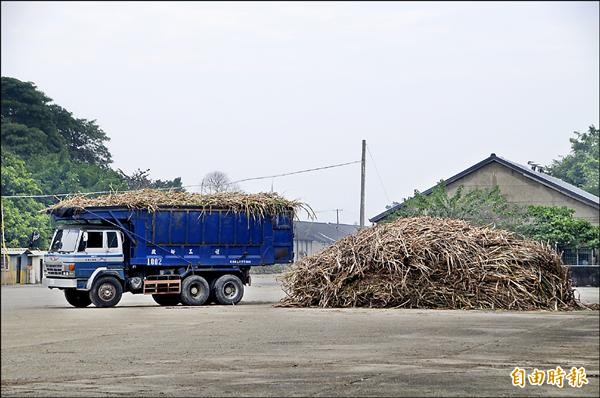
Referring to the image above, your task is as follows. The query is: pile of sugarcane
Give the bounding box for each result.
[45,189,313,219]
[280,217,580,310]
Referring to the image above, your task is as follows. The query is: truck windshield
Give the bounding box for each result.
[50,229,80,253]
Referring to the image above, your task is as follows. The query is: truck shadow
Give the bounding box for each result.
[43,302,277,309]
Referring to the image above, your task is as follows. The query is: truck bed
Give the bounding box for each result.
[53,207,294,268]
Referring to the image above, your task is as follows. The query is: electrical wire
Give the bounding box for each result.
[1,189,143,199]
[229,160,361,185]
[1,160,361,199]
[366,144,391,204]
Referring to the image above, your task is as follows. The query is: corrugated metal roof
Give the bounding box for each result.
[1,248,27,255]
[1,248,47,256]
[294,221,359,244]
[497,156,599,205]
[370,153,600,223]
[27,250,47,256]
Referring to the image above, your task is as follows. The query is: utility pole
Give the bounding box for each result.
[360,139,366,228]
[335,208,342,229]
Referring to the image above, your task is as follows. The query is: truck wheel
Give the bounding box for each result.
[213,274,244,305]
[64,289,92,308]
[152,294,180,306]
[180,275,210,306]
[89,276,123,308]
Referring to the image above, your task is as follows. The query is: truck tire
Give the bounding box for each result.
[152,294,180,306]
[213,274,244,305]
[180,275,210,306]
[89,276,123,308]
[64,289,92,308]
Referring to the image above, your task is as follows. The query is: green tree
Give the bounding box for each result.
[117,168,183,190]
[1,151,52,248]
[0,76,185,248]
[385,182,599,249]
[1,78,65,155]
[0,122,52,158]
[1,77,113,165]
[50,104,112,166]
[26,153,127,199]
[524,206,599,248]
[386,182,526,231]
[547,125,599,196]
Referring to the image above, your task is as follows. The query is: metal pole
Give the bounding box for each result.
[0,201,12,285]
[360,139,366,228]
[336,209,340,229]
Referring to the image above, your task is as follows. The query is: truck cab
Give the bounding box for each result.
[44,226,126,307]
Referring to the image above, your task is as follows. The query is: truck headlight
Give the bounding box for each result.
[63,263,75,276]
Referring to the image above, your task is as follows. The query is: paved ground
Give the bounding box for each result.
[1,276,598,397]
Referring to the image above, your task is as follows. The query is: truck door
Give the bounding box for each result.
[81,231,104,253]
[80,231,122,255]
[106,231,122,254]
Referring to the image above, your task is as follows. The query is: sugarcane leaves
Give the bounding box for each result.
[280,217,579,310]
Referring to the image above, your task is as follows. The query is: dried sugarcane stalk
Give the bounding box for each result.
[43,189,314,220]
[280,217,584,311]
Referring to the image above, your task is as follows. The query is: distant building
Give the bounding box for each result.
[369,153,600,266]
[371,153,599,225]
[1,248,46,285]
[293,221,359,260]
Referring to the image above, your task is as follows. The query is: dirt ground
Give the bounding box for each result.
[1,275,599,397]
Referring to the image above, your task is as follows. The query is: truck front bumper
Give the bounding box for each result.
[43,277,77,289]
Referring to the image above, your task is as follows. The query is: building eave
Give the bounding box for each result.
[370,153,600,223]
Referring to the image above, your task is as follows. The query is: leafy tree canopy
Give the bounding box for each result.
[1,77,183,248]
[386,182,526,232]
[524,205,599,249]
[49,104,112,166]
[2,77,66,156]
[547,125,599,196]
[1,77,112,166]
[1,151,52,247]
[385,182,599,249]
[117,168,182,190]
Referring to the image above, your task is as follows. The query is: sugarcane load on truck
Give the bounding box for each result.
[42,190,311,308]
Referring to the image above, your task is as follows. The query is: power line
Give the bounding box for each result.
[366,144,391,204]
[0,186,181,199]
[1,160,361,199]
[229,160,361,185]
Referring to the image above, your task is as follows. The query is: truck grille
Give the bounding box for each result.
[45,264,63,275]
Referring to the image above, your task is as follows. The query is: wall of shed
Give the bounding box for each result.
[294,239,325,261]
[444,162,599,225]
[1,254,44,285]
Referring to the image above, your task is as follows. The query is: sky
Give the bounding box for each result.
[2,1,599,225]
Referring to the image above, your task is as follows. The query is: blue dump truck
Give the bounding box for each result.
[42,194,296,308]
